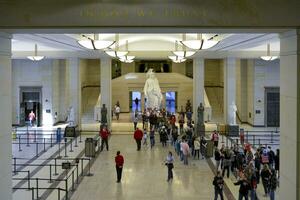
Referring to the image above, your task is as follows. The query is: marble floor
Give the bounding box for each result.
[72,135,226,200]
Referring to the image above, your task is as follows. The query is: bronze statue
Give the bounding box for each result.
[101,104,108,124]
[197,103,204,125]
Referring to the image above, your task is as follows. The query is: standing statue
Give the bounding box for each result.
[143,69,162,109]
[101,104,108,124]
[229,101,237,125]
[197,103,205,125]
[67,106,75,126]
[185,100,192,112]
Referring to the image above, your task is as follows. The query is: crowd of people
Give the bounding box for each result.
[213,138,280,200]
[102,104,280,199]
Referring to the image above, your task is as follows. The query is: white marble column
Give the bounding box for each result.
[67,58,81,128]
[0,33,12,200]
[223,58,236,124]
[193,58,205,122]
[279,30,300,199]
[100,57,112,128]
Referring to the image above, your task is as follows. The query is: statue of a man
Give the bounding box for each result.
[143,69,162,109]
[197,103,205,125]
[101,104,108,124]
[67,106,75,126]
[229,101,237,125]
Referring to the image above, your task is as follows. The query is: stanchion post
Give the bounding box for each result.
[72,171,75,191]
[65,179,68,200]
[57,141,62,159]
[27,131,30,147]
[34,130,37,143]
[79,131,82,143]
[81,159,84,176]
[76,164,79,184]
[43,138,46,152]
[50,134,53,147]
[75,136,78,147]
[36,178,39,199]
[70,138,73,152]
[54,158,58,175]
[13,158,17,174]
[35,142,39,157]
[27,171,30,190]
[64,138,68,157]
[18,136,22,151]
[31,188,34,200]
[49,165,52,183]
[271,131,274,143]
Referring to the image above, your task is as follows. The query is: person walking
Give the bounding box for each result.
[149,127,155,148]
[274,149,280,178]
[134,127,143,151]
[165,151,174,181]
[100,126,110,151]
[222,147,232,178]
[115,104,120,120]
[211,130,219,148]
[234,173,250,200]
[213,171,224,200]
[182,140,190,165]
[269,169,278,200]
[133,115,138,130]
[261,164,272,196]
[193,137,200,159]
[200,136,207,159]
[143,128,148,146]
[115,151,124,183]
[215,148,222,172]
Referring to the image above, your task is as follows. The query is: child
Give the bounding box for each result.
[143,128,148,146]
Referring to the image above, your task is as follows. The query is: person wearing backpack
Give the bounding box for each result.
[213,171,224,200]
[261,164,272,196]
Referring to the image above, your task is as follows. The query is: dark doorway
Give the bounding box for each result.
[20,88,42,126]
[265,87,280,127]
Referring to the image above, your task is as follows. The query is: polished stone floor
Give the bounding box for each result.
[72,135,224,200]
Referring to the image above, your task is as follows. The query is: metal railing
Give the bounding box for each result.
[12,157,93,200]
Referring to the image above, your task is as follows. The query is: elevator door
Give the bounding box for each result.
[265,88,280,127]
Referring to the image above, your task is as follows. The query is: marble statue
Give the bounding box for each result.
[101,104,108,124]
[197,103,205,125]
[229,101,237,125]
[143,69,162,109]
[67,106,75,126]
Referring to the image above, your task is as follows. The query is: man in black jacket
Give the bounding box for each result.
[234,174,250,200]
[213,171,224,200]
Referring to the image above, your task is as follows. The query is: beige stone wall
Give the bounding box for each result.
[121,62,135,75]
[246,60,255,125]
[81,59,100,87]
[204,59,223,87]
[236,59,248,122]
[172,62,186,75]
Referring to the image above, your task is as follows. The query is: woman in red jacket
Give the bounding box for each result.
[115,151,124,183]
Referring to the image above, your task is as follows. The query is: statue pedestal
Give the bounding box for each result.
[226,124,239,137]
[196,124,205,137]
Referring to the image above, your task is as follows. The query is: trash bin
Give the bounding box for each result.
[85,136,100,157]
[85,138,95,157]
[205,139,214,158]
[56,128,62,143]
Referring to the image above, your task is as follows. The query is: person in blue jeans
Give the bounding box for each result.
[213,171,224,200]
[269,169,278,200]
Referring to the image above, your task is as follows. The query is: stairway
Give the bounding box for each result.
[205,87,224,123]
[81,87,100,124]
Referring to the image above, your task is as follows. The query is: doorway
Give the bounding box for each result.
[130,91,142,112]
[20,87,42,127]
[265,87,280,127]
[165,91,176,113]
